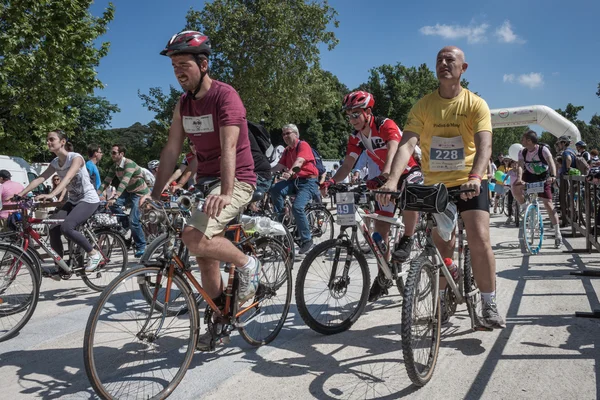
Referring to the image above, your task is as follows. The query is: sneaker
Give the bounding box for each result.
[505,216,513,225]
[86,252,103,272]
[368,273,392,302]
[392,236,414,263]
[238,256,261,303]
[134,248,145,258]
[481,302,506,329]
[493,207,498,214]
[554,237,563,248]
[298,239,314,255]
[440,299,449,325]
[196,329,230,352]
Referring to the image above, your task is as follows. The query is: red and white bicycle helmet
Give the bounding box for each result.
[160,31,211,57]
[342,91,375,110]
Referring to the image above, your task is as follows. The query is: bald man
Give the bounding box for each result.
[377,46,505,329]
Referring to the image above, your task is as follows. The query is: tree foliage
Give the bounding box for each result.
[185,0,340,128]
[0,0,114,158]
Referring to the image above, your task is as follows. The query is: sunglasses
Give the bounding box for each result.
[111,151,119,155]
[282,131,295,137]
[53,178,60,181]
[345,112,362,121]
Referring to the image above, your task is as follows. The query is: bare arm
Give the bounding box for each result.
[385,132,419,186]
[381,140,399,176]
[470,130,492,178]
[289,156,306,174]
[271,163,286,173]
[332,155,356,183]
[219,125,239,196]
[19,165,55,196]
[163,163,187,192]
[151,100,186,200]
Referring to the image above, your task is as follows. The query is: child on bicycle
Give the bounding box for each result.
[16,129,103,272]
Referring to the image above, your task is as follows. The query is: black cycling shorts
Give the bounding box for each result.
[447,179,490,213]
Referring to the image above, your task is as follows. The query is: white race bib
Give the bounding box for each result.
[183,115,214,135]
[429,136,465,171]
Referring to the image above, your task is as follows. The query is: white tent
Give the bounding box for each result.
[490,105,581,142]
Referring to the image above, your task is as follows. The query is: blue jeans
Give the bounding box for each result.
[270,178,319,244]
[115,191,146,251]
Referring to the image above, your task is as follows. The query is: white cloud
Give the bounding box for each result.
[495,20,525,44]
[503,74,515,83]
[419,23,489,44]
[503,72,544,88]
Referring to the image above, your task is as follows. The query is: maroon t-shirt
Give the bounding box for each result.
[179,80,256,186]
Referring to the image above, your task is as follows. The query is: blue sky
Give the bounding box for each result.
[91,0,599,129]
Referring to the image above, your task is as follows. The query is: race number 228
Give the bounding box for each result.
[434,149,459,160]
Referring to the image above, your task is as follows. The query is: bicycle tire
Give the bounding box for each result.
[0,244,40,343]
[238,238,292,346]
[81,230,128,292]
[295,239,370,335]
[463,245,483,329]
[84,265,198,400]
[139,233,203,316]
[522,204,543,255]
[401,256,441,387]
[503,195,510,217]
[498,195,505,215]
[0,235,43,285]
[306,207,335,245]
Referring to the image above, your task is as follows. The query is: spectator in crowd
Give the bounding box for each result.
[51,175,67,202]
[590,149,600,167]
[0,170,25,230]
[576,141,591,164]
[86,144,103,190]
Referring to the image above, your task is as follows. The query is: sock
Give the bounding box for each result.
[554,224,561,237]
[241,256,255,270]
[481,291,496,304]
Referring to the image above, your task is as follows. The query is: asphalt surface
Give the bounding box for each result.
[1,210,599,399]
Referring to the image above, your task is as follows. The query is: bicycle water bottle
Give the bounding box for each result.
[372,232,387,255]
[443,258,459,281]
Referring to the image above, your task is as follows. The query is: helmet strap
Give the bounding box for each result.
[188,61,208,99]
[360,110,371,131]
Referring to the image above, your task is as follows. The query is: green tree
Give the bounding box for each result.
[0,0,115,158]
[492,127,527,159]
[185,0,340,128]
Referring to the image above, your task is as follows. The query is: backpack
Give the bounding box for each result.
[296,140,326,176]
[247,121,276,162]
[521,143,552,173]
[575,152,590,175]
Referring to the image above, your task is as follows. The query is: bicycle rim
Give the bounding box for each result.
[401,256,441,386]
[84,265,198,400]
[524,205,543,254]
[0,245,40,342]
[238,238,291,346]
[81,230,128,291]
[307,208,334,246]
[295,239,370,335]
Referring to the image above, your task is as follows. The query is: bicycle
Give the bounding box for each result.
[83,199,292,399]
[1,198,128,291]
[0,241,39,342]
[519,181,550,254]
[295,183,425,335]
[376,185,490,386]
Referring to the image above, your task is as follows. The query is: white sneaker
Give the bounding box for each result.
[238,257,261,303]
[86,252,103,272]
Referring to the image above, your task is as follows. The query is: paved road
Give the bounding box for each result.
[1,211,599,399]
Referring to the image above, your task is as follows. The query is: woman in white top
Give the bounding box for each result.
[18,130,103,272]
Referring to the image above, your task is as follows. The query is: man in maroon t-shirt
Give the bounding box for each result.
[149,31,260,351]
[270,123,321,254]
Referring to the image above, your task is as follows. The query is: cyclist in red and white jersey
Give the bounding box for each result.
[322,91,423,302]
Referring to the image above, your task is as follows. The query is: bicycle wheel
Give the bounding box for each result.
[522,204,543,254]
[396,222,428,296]
[497,195,505,215]
[238,238,292,346]
[307,207,335,246]
[503,195,510,217]
[0,244,40,343]
[463,245,485,330]
[139,233,202,316]
[278,224,296,270]
[84,265,198,400]
[295,239,370,335]
[81,230,128,292]
[401,256,441,387]
[354,216,373,254]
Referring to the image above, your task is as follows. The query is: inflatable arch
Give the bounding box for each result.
[490,105,581,142]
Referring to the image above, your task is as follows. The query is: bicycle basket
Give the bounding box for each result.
[92,212,119,227]
[400,183,448,213]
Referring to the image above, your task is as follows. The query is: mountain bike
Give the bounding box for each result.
[83,199,292,399]
[376,185,490,386]
[520,181,547,254]
[295,184,425,335]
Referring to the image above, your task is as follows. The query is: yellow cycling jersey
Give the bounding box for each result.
[404,88,492,187]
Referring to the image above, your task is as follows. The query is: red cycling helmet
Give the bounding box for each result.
[160,31,211,57]
[342,91,375,111]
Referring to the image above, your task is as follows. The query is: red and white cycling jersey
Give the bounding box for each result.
[346,116,418,175]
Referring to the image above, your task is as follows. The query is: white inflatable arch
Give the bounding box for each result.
[490,105,581,142]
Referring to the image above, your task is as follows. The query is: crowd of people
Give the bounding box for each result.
[4,30,600,350]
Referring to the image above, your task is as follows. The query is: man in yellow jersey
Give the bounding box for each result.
[377,46,505,329]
